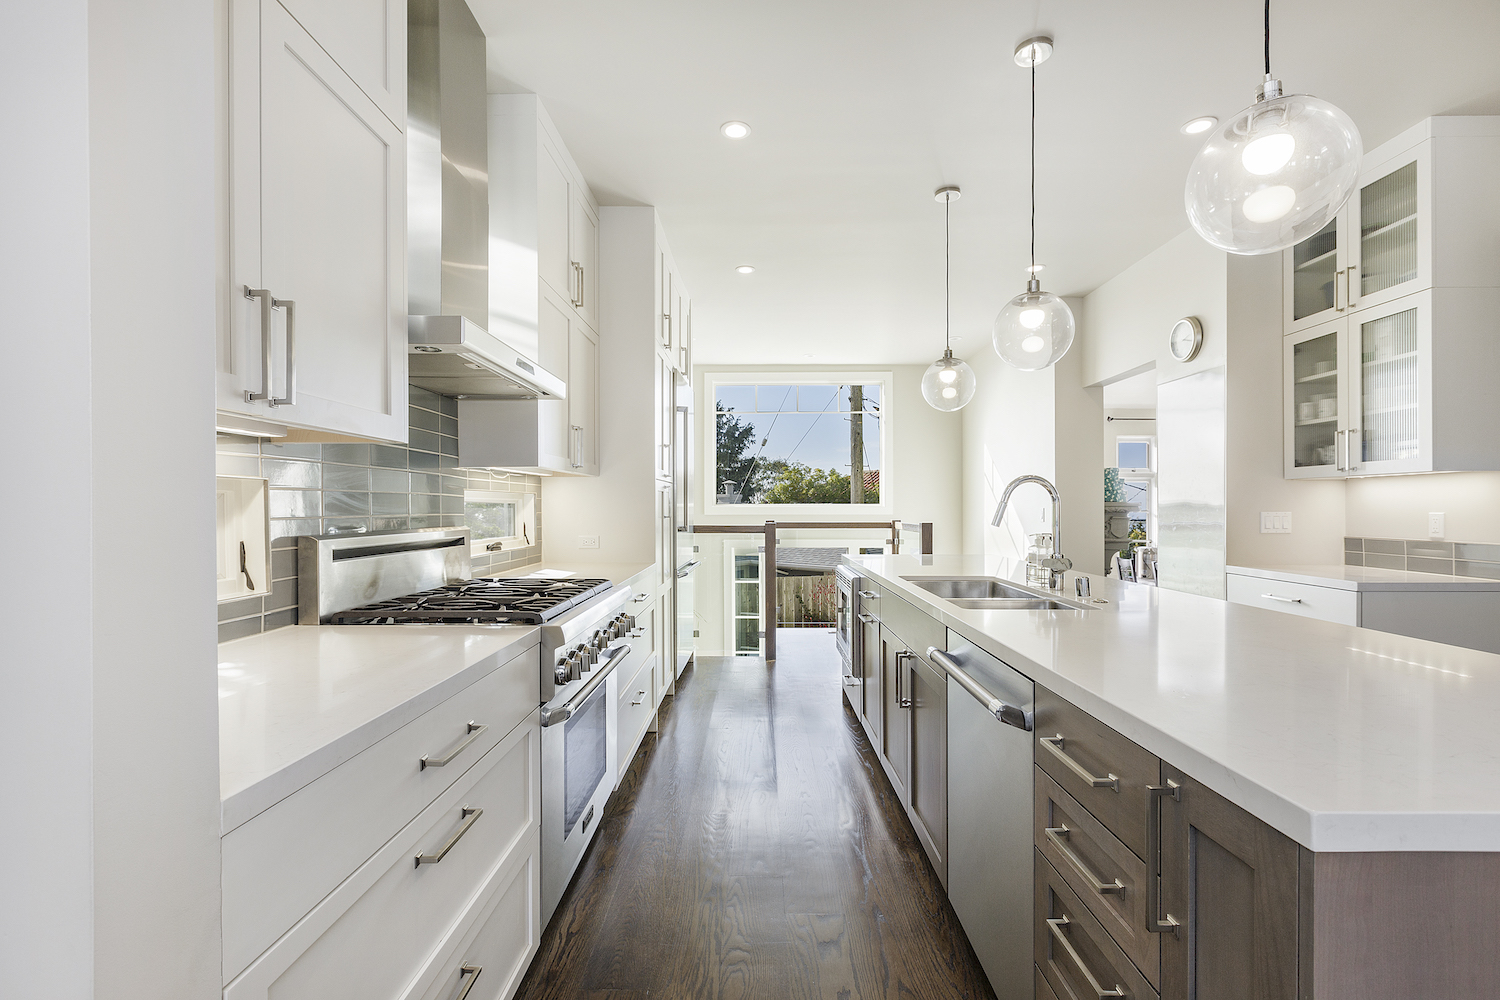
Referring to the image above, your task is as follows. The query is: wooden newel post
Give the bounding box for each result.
[763,520,777,662]
[921,522,934,555]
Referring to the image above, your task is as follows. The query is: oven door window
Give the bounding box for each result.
[563,684,609,837]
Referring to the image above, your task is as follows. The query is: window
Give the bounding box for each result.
[731,549,762,655]
[464,490,534,555]
[1113,437,1156,543]
[712,378,886,506]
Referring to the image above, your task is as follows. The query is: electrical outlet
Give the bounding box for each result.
[1260,512,1292,534]
[1429,513,1445,538]
[579,535,600,549]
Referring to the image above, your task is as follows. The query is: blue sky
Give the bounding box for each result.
[716,384,882,481]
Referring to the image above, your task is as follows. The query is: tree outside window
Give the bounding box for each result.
[713,383,882,505]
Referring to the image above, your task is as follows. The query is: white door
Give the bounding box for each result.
[1283,317,1349,479]
[1348,290,1431,476]
[568,322,598,476]
[537,137,572,305]
[570,191,599,331]
[224,0,407,441]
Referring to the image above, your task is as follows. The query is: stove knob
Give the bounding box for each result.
[554,664,570,685]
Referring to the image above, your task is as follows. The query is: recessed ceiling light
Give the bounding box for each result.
[735,264,755,274]
[1180,116,1218,135]
[721,121,751,139]
[1013,36,1053,67]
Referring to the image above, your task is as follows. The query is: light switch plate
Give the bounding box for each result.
[1260,512,1292,534]
[1429,513,1445,538]
[579,535,600,549]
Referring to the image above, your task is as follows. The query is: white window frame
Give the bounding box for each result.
[464,489,535,557]
[1114,435,1157,544]
[701,370,895,519]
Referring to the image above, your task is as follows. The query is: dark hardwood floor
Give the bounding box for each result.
[515,629,997,1000]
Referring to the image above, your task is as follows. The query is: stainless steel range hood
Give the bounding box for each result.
[406,0,564,400]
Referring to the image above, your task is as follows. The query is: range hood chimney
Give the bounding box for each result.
[406,0,564,400]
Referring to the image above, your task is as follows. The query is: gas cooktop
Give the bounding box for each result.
[327,577,614,625]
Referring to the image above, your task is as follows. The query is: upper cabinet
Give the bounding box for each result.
[218,0,409,443]
[1283,118,1500,478]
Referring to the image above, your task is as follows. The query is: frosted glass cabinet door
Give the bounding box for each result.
[1351,291,1431,476]
[1349,148,1431,314]
[1283,319,1349,479]
[1284,218,1344,332]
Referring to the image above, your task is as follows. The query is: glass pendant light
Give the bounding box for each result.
[1184,0,1362,254]
[994,37,1075,372]
[922,186,978,411]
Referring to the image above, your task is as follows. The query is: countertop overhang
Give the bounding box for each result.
[1227,562,1500,592]
[849,554,1500,853]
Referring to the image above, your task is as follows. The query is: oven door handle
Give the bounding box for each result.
[540,643,632,727]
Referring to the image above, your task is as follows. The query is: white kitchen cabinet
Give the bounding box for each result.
[654,351,675,482]
[457,287,598,477]
[571,189,600,330]
[218,0,408,442]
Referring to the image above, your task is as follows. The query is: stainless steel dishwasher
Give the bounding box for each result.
[928,630,1035,1000]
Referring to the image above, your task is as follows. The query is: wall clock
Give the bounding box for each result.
[1169,316,1203,362]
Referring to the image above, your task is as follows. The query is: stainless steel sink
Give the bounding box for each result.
[901,576,1086,611]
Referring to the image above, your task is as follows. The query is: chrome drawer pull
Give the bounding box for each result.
[857,612,879,624]
[415,805,483,867]
[1040,735,1120,791]
[1146,781,1182,936]
[1047,915,1126,998]
[1261,593,1303,604]
[631,689,647,706]
[1044,825,1125,895]
[857,590,879,600]
[420,721,487,770]
[449,965,483,1000]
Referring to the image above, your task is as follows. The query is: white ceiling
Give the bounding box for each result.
[469,0,1500,366]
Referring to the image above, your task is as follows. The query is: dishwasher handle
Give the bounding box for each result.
[928,647,1033,731]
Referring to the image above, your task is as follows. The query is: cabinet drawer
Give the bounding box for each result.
[1036,852,1157,1000]
[617,654,656,771]
[1035,686,1160,861]
[1037,964,1062,1000]
[1036,768,1159,989]
[877,590,943,657]
[407,829,540,1000]
[223,644,540,982]
[227,717,540,1000]
[1227,574,1359,625]
[854,579,881,617]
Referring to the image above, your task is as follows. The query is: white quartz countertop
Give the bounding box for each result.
[1227,563,1500,591]
[497,561,655,590]
[218,624,538,833]
[850,554,1500,853]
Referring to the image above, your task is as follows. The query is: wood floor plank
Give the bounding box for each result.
[515,631,996,1000]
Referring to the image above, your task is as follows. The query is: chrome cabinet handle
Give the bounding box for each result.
[1335,267,1348,311]
[1347,427,1358,471]
[244,286,274,403]
[857,590,879,600]
[414,805,483,867]
[857,612,878,624]
[1047,916,1126,998]
[1146,781,1182,936]
[449,966,483,1000]
[570,425,583,468]
[1347,264,1358,308]
[677,559,701,578]
[420,721,487,770]
[1040,736,1119,791]
[270,297,295,406]
[1044,825,1125,895]
[1261,593,1303,604]
[928,647,1033,731]
[896,650,913,708]
[631,689,646,706]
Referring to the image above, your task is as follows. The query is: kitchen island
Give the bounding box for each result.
[848,553,1500,1000]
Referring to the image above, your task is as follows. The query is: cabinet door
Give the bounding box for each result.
[654,352,674,481]
[224,0,407,442]
[1283,318,1349,479]
[678,301,692,380]
[1283,216,1348,333]
[906,650,947,885]
[567,322,598,475]
[1348,147,1429,314]
[570,190,599,330]
[1158,762,1300,1000]
[276,0,404,127]
[536,136,572,305]
[879,632,909,800]
[858,613,881,746]
[1348,290,1430,476]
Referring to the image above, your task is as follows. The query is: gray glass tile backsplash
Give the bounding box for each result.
[216,388,542,642]
[1344,536,1500,578]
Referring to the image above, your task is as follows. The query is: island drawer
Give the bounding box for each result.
[222,642,540,983]
[226,718,540,999]
[1226,574,1359,626]
[1036,768,1159,989]
[1036,851,1157,1000]
[1036,965,1061,1000]
[1035,686,1159,861]
[854,579,881,616]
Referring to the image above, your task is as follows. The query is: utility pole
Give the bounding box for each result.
[849,385,864,504]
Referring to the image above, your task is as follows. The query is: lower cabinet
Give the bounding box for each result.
[879,629,909,801]
[225,713,541,1000]
[1036,852,1156,1000]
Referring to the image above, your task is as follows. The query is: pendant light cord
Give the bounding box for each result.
[1030,61,1036,273]
[1264,0,1271,75]
[944,194,951,352]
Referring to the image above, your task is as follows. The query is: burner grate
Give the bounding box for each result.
[327,578,614,625]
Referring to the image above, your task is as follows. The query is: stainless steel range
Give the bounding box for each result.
[299,526,640,923]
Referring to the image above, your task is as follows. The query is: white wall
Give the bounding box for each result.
[1346,473,1500,543]
[1,4,222,999]
[1,5,96,997]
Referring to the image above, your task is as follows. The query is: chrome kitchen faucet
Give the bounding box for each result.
[991,475,1072,589]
